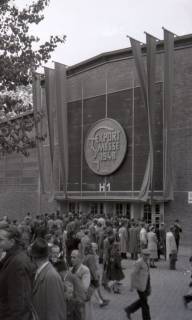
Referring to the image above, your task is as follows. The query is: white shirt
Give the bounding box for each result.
[140,228,147,244]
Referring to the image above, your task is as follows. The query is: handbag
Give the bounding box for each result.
[30,303,39,320]
[91,278,99,287]
[85,285,95,301]
[26,292,39,320]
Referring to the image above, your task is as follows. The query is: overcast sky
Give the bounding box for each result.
[16,0,192,66]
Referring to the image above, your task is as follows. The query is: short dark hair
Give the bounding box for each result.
[170,225,175,232]
[2,226,22,245]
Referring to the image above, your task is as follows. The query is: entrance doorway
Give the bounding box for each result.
[143,203,164,225]
[115,203,131,219]
[90,203,104,215]
[58,201,164,224]
[68,202,80,214]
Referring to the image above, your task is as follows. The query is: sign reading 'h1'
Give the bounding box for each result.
[84,118,127,176]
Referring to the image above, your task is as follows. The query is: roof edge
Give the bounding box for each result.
[66,33,192,76]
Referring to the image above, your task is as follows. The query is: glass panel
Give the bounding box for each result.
[116,203,123,216]
[155,204,160,215]
[144,204,152,224]
[99,203,103,214]
[76,202,80,213]
[69,202,76,213]
[126,203,131,219]
[90,203,98,214]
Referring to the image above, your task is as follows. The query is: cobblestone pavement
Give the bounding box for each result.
[92,246,192,320]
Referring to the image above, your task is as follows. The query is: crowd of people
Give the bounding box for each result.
[0,210,185,320]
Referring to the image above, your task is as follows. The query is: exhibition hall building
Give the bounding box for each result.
[0,33,192,244]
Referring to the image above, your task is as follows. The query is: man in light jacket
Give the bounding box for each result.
[166,226,177,270]
[71,249,92,320]
[124,248,151,320]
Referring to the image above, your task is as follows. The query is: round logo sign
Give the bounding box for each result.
[84,118,127,175]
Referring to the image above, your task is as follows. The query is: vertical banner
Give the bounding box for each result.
[54,62,68,196]
[146,33,157,201]
[131,77,135,197]
[32,73,45,194]
[163,29,174,200]
[44,67,56,200]
[130,37,156,201]
[129,38,147,103]
[80,85,84,199]
[44,67,55,169]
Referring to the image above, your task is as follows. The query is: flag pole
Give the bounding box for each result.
[144,31,160,41]
[131,74,135,198]
[80,83,84,200]
[162,27,178,37]
[126,35,144,45]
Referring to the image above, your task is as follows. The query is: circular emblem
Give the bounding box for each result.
[84,118,127,175]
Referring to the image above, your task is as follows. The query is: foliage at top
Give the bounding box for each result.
[0,0,65,92]
[0,0,66,156]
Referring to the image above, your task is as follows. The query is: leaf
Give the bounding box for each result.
[0,0,66,156]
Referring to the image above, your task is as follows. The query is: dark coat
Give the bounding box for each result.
[33,262,66,320]
[0,246,34,320]
[107,241,124,281]
[128,226,140,254]
[83,254,100,287]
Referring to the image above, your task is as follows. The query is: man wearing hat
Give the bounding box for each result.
[124,248,151,320]
[31,237,66,320]
[0,226,34,320]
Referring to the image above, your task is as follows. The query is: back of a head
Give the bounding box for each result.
[0,220,9,229]
[4,225,22,245]
[170,225,175,233]
[0,225,23,252]
[84,242,93,255]
[30,237,49,260]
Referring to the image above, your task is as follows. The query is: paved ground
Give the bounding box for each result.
[92,246,192,320]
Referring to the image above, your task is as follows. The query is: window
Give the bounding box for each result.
[68,202,79,214]
[76,202,80,214]
[126,203,131,219]
[144,204,152,224]
[116,203,123,216]
[69,202,76,213]
[155,204,160,215]
[99,203,104,214]
[154,204,161,226]
[90,203,98,214]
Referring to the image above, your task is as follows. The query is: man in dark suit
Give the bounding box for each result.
[124,248,151,320]
[31,237,67,320]
[0,225,34,320]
